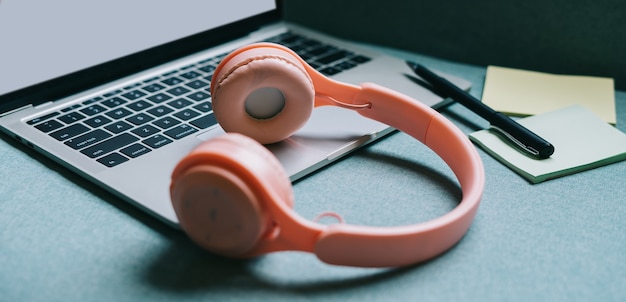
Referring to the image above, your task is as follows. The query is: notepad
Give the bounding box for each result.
[469,105,626,183]
[482,66,616,124]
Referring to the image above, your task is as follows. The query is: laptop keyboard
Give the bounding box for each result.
[27,32,371,168]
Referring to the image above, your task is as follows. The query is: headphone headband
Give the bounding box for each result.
[315,83,484,266]
[234,82,484,267]
[172,43,484,267]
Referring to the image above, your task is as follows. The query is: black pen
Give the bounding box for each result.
[407,62,555,159]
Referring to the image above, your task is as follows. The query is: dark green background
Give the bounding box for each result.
[283,0,626,89]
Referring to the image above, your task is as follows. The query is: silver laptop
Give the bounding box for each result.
[0,0,470,226]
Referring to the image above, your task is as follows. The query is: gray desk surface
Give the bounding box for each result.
[1,44,625,302]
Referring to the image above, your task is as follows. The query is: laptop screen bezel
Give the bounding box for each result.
[0,6,280,115]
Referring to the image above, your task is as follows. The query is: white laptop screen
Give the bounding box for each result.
[0,0,276,97]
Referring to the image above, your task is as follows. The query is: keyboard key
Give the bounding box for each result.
[161,76,184,86]
[147,93,172,104]
[126,113,154,125]
[187,91,211,102]
[147,105,174,117]
[185,79,209,90]
[153,116,181,129]
[193,102,212,112]
[307,45,335,57]
[123,83,141,90]
[84,115,112,128]
[190,113,217,129]
[316,50,351,65]
[82,96,103,105]
[105,108,133,119]
[120,143,151,158]
[174,109,200,121]
[58,112,86,124]
[103,89,123,98]
[142,83,165,93]
[164,124,198,140]
[319,67,341,76]
[121,90,146,100]
[350,55,371,63]
[81,133,138,158]
[80,104,107,116]
[50,124,90,141]
[127,100,153,111]
[102,97,127,108]
[61,104,81,112]
[276,33,300,44]
[65,129,112,150]
[166,86,190,96]
[105,121,133,134]
[97,153,129,167]
[180,71,202,79]
[131,124,160,137]
[290,44,308,54]
[28,112,60,125]
[301,39,322,47]
[198,64,216,73]
[198,57,214,64]
[143,134,173,149]
[167,98,193,109]
[34,120,64,133]
[335,61,356,71]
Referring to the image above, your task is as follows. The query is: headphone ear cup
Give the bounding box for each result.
[170,133,294,257]
[211,48,315,144]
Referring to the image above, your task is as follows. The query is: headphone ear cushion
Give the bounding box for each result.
[170,133,294,257]
[212,51,315,144]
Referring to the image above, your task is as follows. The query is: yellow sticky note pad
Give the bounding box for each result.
[482,66,616,124]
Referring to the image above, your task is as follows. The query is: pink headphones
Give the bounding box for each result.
[170,43,485,267]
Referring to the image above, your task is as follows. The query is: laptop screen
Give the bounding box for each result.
[0,0,276,109]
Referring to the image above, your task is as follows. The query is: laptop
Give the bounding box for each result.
[0,0,470,226]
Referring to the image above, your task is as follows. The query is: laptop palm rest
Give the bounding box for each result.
[196,106,390,181]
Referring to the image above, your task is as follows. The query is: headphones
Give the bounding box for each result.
[170,42,485,267]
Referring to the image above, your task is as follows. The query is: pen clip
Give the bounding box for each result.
[489,125,540,157]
